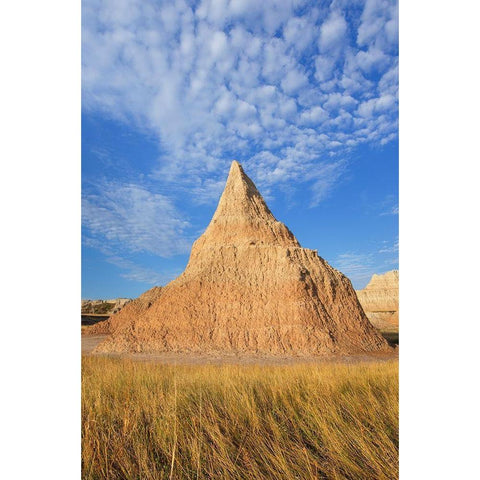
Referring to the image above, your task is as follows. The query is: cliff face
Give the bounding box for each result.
[95,161,390,355]
[356,270,399,331]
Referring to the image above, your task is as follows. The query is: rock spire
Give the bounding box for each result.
[94,161,390,355]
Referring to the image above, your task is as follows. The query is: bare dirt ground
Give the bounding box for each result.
[82,334,108,354]
[82,333,398,365]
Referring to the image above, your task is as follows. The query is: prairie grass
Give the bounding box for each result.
[82,356,398,479]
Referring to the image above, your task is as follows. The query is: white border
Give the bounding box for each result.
[1,0,80,477]
[401,0,480,477]
[1,0,479,478]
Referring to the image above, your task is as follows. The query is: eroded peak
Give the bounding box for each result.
[214,160,272,221]
[224,160,258,196]
[193,161,300,249]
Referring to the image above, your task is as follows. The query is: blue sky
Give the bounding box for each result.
[82,0,398,299]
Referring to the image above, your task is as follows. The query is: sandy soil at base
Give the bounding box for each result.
[82,333,398,366]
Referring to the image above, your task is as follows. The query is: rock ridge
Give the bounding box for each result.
[356,270,399,331]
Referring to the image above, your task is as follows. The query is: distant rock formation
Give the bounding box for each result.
[81,298,131,315]
[95,161,390,355]
[356,270,399,331]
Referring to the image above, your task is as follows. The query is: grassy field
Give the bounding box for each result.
[82,356,398,479]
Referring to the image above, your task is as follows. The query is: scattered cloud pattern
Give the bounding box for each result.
[83,0,398,201]
[82,180,191,256]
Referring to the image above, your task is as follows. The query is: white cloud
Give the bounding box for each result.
[309,159,347,206]
[111,257,181,286]
[281,68,309,95]
[283,15,318,52]
[82,180,191,257]
[235,99,257,119]
[355,46,390,73]
[334,252,376,287]
[299,106,329,125]
[229,0,260,18]
[214,88,237,116]
[378,63,399,96]
[209,30,228,59]
[380,204,399,216]
[379,239,399,253]
[314,55,336,82]
[197,0,229,26]
[357,94,396,117]
[357,0,398,51]
[83,235,182,286]
[319,9,348,53]
[324,92,357,111]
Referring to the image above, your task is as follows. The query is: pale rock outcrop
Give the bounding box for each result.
[95,161,390,355]
[356,270,399,331]
[81,298,131,315]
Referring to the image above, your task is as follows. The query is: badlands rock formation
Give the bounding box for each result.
[356,270,399,331]
[82,298,131,315]
[95,161,390,355]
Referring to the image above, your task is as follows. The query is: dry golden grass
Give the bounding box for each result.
[82,356,398,479]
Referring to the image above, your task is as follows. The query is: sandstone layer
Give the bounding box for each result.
[95,161,390,355]
[356,270,399,332]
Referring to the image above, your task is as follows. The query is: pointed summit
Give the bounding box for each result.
[93,161,390,356]
[195,161,300,249]
[213,160,274,221]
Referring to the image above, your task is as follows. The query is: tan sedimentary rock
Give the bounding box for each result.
[356,270,399,331]
[95,161,390,355]
[110,298,132,313]
[87,287,162,335]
